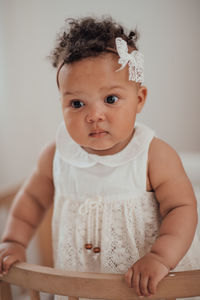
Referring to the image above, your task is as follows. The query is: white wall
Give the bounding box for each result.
[1,0,200,190]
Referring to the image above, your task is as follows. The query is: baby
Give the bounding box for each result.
[0,16,199,298]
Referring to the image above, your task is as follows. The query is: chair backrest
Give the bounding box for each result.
[0,262,200,300]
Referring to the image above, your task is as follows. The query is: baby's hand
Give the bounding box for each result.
[0,242,26,275]
[125,253,169,297]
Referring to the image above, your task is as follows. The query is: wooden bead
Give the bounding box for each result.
[85,243,93,250]
[93,247,101,253]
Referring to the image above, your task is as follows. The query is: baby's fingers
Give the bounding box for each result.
[148,277,157,295]
[0,253,6,274]
[2,255,20,275]
[132,271,142,296]
[148,273,165,295]
[139,273,152,297]
[125,268,133,288]
[125,268,142,296]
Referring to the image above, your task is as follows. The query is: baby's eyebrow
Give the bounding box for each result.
[63,85,126,97]
[100,85,126,91]
[63,90,79,96]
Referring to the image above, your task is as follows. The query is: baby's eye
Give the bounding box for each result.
[71,100,84,109]
[105,95,119,104]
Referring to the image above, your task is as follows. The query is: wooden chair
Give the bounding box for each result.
[0,263,200,300]
[1,186,200,300]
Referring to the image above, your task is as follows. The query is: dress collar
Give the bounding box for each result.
[56,121,155,168]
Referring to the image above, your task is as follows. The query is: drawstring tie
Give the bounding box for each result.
[78,196,103,254]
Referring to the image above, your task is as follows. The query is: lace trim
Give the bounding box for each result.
[53,192,200,280]
[52,193,160,272]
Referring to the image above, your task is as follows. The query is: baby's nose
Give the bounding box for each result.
[86,105,106,123]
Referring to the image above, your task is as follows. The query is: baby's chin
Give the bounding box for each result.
[81,143,120,156]
[82,145,109,154]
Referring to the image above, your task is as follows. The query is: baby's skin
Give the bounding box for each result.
[0,54,198,297]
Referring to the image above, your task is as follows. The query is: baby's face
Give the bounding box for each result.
[58,54,147,155]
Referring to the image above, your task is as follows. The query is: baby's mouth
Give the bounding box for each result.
[89,130,108,137]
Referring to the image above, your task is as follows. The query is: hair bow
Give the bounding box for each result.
[115,37,144,84]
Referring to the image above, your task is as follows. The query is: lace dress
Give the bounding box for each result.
[52,122,200,300]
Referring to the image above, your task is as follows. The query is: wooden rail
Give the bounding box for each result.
[0,263,200,299]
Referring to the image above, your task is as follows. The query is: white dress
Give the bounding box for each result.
[52,122,200,299]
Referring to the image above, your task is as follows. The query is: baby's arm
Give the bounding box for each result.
[0,142,55,275]
[125,138,198,296]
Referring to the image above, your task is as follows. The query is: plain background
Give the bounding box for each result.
[0,0,200,191]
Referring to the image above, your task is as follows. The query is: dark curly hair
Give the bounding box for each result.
[49,16,139,68]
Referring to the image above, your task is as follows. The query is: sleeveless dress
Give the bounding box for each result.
[52,122,200,300]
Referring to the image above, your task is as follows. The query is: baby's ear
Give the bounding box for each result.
[136,85,147,113]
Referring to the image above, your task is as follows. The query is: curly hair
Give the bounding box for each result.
[49,16,139,68]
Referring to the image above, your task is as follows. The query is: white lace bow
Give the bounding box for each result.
[115,37,144,84]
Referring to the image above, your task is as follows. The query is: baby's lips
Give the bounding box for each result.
[89,129,108,135]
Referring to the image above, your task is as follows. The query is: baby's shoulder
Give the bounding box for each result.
[148,137,185,187]
[36,141,56,181]
[149,137,181,164]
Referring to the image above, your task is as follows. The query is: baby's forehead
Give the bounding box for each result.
[58,56,131,93]
[58,61,137,99]
[59,54,126,81]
